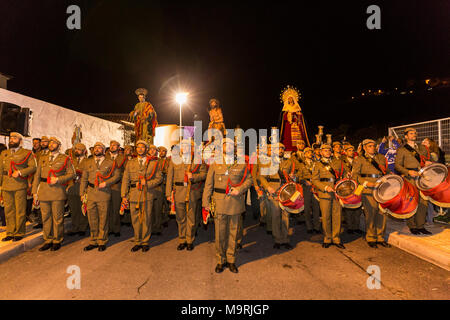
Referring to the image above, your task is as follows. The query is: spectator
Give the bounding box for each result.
[422,138,445,164]
[378,136,401,174]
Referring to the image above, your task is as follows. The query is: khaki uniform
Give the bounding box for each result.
[297,158,321,232]
[151,160,165,234]
[166,159,207,245]
[0,147,37,237]
[259,157,297,244]
[80,157,120,246]
[352,154,390,242]
[255,155,271,231]
[159,157,171,225]
[202,157,252,264]
[121,156,162,245]
[32,153,75,244]
[105,153,127,234]
[395,144,430,229]
[342,155,363,231]
[312,158,347,244]
[67,156,89,233]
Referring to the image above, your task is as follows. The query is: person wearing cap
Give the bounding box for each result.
[121,140,162,252]
[67,143,89,237]
[105,140,127,237]
[80,142,121,252]
[297,147,321,234]
[352,139,392,248]
[341,144,363,235]
[166,139,207,251]
[312,143,321,161]
[202,137,252,273]
[32,138,42,155]
[332,141,343,160]
[147,144,164,236]
[258,142,299,250]
[312,143,347,249]
[158,146,171,228]
[395,127,433,235]
[294,140,306,164]
[32,137,75,251]
[0,132,37,242]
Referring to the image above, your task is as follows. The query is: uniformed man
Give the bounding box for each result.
[39,136,50,158]
[297,147,321,234]
[342,144,363,235]
[80,142,120,252]
[312,144,347,248]
[352,139,392,248]
[259,143,298,249]
[394,127,433,235]
[166,139,207,251]
[106,140,127,237]
[32,136,50,229]
[121,140,162,252]
[202,138,252,273]
[67,143,89,236]
[121,145,135,226]
[257,144,272,233]
[332,141,343,160]
[158,146,170,228]
[148,145,163,235]
[32,137,75,251]
[32,138,41,155]
[312,143,321,161]
[294,139,306,163]
[0,132,37,242]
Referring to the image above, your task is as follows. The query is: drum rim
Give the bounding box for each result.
[335,179,357,197]
[373,174,403,203]
[416,163,448,191]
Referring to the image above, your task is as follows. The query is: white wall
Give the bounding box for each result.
[0,88,123,151]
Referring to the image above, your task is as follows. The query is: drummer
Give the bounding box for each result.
[312,144,347,249]
[258,143,298,249]
[352,139,391,248]
[394,127,433,235]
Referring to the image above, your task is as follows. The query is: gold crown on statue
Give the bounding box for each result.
[135,88,148,96]
[280,85,301,103]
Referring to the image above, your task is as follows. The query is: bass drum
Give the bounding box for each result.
[278,182,304,214]
[416,163,450,208]
[373,174,419,219]
[335,179,362,208]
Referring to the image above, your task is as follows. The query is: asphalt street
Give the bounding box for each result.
[0,214,448,300]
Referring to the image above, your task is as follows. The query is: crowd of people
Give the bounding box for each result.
[0,126,447,274]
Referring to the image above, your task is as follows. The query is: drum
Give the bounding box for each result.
[373,174,419,219]
[335,179,362,208]
[278,182,304,214]
[416,163,450,208]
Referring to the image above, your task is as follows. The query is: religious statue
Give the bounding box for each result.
[278,86,310,152]
[207,98,226,142]
[129,88,158,145]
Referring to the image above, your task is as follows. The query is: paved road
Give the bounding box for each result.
[0,215,448,300]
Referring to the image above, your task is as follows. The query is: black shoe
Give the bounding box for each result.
[322,243,331,248]
[354,229,363,235]
[67,231,78,236]
[417,228,432,235]
[186,243,194,251]
[84,244,98,251]
[266,231,272,235]
[334,243,346,249]
[347,229,354,234]
[154,232,162,236]
[39,243,52,251]
[307,229,314,234]
[114,232,121,237]
[33,224,43,229]
[410,228,421,235]
[131,245,142,252]
[2,236,14,242]
[142,245,150,252]
[273,243,281,249]
[195,231,198,237]
[282,243,293,250]
[51,243,61,251]
[236,243,243,250]
[78,231,86,236]
[124,223,132,227]
[13,236,23,242]
[313,229,321,234]
[377,241,391,248]
[215,263,226,273]
[368,242,378,248]
[228,263,239,273]
[177,243,187,251]
[98,245,106,252]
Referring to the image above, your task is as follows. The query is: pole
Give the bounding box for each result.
[179,102,182,142]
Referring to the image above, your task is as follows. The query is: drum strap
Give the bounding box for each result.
[364,154,387,175]
[404,144,422,164]
[320,159,343,180]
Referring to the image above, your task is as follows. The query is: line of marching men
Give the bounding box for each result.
[0,127,433,274]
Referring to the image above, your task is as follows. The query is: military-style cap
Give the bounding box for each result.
[41,136,49,142]
[320,144,332,150]
[332,141,342,147]
[135,140,148,148]
[312,143,321,150]
[10,132,23,140]
[344,144,355,151]
[148,144,157,149]
[304,147,313,153]
[209,98,220,106]
[124,145,133,150]
[94,142,106,149]
[157,146,167,152]
[74,143,86,150]
[404,127,417,135]
[135,88,148,96]
[49,137,61,145]
[110,140,120,147]
[362,139,376,146]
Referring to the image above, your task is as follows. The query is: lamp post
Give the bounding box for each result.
[175,92,188,142]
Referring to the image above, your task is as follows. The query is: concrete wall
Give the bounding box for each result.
[0,88,123,151]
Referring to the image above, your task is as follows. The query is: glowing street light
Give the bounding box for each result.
[175,92,188,141]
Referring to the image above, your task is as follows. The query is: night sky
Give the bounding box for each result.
[1,0,449,144]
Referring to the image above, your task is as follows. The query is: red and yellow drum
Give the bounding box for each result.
[335,179,362,208]
[416,163,450,208]
[373,174,419,219]
[278,182,304,214]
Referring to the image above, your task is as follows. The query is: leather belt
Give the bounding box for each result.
[40,178,48,183]
[406,168,419,171]
[214,188,227,194]
[320,178,335,182]
[174,182,185,186]
[130,183,137,188]
[361,174,382,178]
[266,178,280,182]
[88,182,96,188]
[3,171,8,175]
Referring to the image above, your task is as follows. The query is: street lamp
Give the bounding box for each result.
[175,92,188,142]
